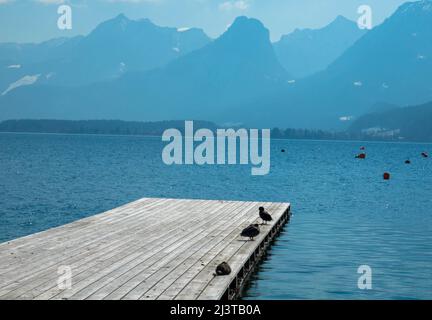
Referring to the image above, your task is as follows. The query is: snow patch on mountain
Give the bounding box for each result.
[177,27,191,32]
[2,75,40,96]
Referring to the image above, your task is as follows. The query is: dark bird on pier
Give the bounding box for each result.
[241,224,260,241]
[214,262,232,277]
[259,207,273,225]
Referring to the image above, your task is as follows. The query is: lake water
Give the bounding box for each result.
[0,133,431,300]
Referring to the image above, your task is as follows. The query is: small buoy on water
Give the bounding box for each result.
[281,149,286,153]
[356,153,366,159]
[405,160,411,164]
[383,172,391,180]
[422,152,429,158]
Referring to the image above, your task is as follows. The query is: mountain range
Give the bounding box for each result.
[0,14,210,89]
[274,15,366,78]
[1,0,432,130]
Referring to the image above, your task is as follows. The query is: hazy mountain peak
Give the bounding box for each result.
[223,16,270,43]
[90,14,159,37]
[110,13,133,28]
[113,13,129,21]
[168,16,284,78]
[281,15,354,40]
[231,16,266,29]
[330,15,354,26]
[92,14,131,34]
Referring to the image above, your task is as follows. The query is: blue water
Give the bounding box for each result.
[0,133,431,300]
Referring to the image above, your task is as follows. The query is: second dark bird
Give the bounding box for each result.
[259,207,273,225]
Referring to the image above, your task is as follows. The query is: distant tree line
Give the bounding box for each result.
[0,120,216,136]
[0,119,410,142]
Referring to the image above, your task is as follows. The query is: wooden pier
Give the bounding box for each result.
[0,198,291,300]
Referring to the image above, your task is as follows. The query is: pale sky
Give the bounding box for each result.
[0,0,409,43]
